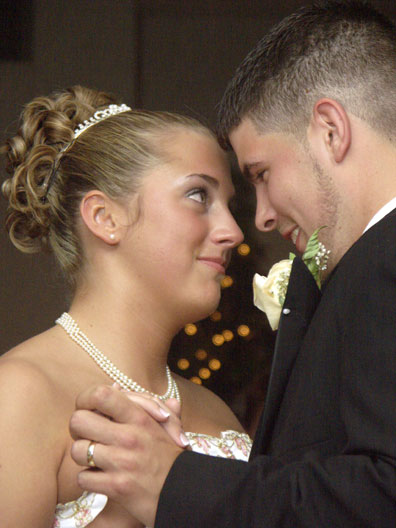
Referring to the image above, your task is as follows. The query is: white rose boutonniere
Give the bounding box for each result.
[253,227,330,330]
[253,259,292,331]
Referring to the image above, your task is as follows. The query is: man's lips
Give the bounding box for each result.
[281,226,299,243]
[282,226,304,252]
[197,257,226,274]
[291,227,300,245]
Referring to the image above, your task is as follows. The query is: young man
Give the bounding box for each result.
[70,2,396,526]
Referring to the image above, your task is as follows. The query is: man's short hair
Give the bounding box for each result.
[217,0,396,147]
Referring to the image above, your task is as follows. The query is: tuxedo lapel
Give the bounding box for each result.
[251,257,321,457]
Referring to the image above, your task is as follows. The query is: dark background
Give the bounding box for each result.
[1,0,395,432]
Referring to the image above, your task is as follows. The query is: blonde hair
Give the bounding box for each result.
[2,85,212,287]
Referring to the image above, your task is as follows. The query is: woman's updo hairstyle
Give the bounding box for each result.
[2,85,212,287]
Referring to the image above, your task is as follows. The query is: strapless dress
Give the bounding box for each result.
[53,430,252,527]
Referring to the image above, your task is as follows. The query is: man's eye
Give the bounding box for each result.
[254,170,268,183]
[187,188,208,204]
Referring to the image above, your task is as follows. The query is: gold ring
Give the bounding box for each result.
[87,441,97,468]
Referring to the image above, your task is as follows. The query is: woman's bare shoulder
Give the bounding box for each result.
[0,333,65,524]
[174,373,244,435]
[0,329,73,470]
[0,328,67,412]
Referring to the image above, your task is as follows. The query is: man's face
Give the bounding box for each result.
[229,117,343,275]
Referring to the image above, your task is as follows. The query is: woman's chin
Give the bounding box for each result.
[185,297,220,324]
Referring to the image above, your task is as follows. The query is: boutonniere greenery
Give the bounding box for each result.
[253,227,330,330]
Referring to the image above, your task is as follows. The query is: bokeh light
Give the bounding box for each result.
[222,329,234,341]
[212,334,225,346]
[184,323,197,336]
[237,243,251,256]
[209,358,221,371]
[199,368,211,380]
[210,311,222,322]
[237,324,251,337]
[195,348,208,360]
[177,358,190,370]
[221,276,233,288]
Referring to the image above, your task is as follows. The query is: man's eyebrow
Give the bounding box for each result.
[186,173,219,188]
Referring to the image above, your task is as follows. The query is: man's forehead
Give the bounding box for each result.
[229,116,259,141]
[229,119,269,167]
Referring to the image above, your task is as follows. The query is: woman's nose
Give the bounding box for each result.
[212,210,244,247]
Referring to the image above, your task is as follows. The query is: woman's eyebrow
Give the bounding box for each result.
[185,173,219,188]
[185,172,235,202]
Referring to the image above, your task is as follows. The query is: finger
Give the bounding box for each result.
[75,384,126,415]
[75,440,180,528]
[70,409,123,443]
[70,407,159,456]
[161,413,189,448]
[75,384,154,425]
[76,467,114,495]
[121,391,172,421]
[164,398,182,417]
[121,392,187,448]
[73,385,188,448]
[75,464,157,527]
[71,439,100,469]
[71,438,127,471]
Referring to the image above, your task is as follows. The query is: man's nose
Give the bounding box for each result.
[255,191,278,232]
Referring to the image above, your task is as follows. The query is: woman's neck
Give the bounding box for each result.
[65,286,176,397]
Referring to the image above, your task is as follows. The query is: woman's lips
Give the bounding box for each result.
[198,258,226,274]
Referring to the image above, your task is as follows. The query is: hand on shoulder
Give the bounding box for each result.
[70,383,184,527]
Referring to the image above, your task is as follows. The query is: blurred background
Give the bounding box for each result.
[1,0,394,434]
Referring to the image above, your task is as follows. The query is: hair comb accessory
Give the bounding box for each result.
[74,103,131,139]
[42,158,61,202]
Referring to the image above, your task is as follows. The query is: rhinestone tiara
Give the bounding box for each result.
[73,103,131,139]
[43,103,132,200]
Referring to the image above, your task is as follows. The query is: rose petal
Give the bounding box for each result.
[253,273,282,331]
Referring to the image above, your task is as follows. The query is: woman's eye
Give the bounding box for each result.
[187,188,208,204]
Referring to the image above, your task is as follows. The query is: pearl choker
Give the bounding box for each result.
[56,312,180,402]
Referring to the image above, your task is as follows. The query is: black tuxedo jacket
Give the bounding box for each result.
[156,210,396,527]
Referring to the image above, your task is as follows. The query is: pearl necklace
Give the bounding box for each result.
[56,312,180,402]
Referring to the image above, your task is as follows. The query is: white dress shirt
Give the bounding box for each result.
[363,197,396,234]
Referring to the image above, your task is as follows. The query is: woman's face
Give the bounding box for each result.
[121,128,244,325]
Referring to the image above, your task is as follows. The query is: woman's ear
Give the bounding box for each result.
[80,190,119,245]
[309,98,351,163]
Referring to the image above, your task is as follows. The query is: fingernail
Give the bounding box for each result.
[159,408,170,418]
[180,432,190,447]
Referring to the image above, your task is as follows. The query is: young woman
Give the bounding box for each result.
[0,86,251,527]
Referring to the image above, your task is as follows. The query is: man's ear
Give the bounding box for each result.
[80,190,120,244]
[309,98,351,163]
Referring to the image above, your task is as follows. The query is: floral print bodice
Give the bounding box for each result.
[53,430,252,527]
